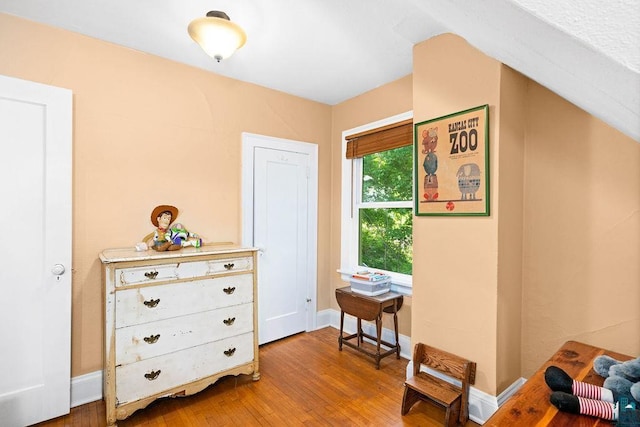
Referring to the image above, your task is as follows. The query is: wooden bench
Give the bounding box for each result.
[401,343,476,426]
[485,341,632,426]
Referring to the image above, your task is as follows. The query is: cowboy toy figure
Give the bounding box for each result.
[147,205,202,251]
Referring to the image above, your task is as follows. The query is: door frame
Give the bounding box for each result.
[241,132,318,334]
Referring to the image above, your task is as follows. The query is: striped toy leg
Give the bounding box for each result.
[550,391,618,421]
[545,366,614,402]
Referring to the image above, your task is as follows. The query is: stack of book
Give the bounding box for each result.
[351,271,391,281]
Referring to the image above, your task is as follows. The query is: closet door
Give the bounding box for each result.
[241,133,319,345]
[253,146,310,344]
[0,75,72,426]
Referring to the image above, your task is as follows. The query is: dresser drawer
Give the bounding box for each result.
[115,303,254,365]
[115,257,253,288]
[116,263,180,287]
[115,332,254,405]
[206,256,253,275]
[115,274,253,327]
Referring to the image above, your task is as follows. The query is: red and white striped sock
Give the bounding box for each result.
[577,396,618,421]
[572,380,614,403]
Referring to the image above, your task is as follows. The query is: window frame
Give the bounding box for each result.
[339,111,413,294]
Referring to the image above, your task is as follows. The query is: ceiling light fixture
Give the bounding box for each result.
[188,11,247,62]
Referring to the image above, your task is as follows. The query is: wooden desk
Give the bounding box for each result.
[486,340,632,426]
[335,286,403,369]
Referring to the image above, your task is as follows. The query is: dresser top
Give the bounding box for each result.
[99,244,257,264]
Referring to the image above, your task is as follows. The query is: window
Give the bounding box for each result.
[358,145,413,274]
[340,112,413,291]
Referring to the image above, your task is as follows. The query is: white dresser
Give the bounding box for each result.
[100,245,259,426]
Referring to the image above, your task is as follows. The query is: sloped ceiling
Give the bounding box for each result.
[0,0,637,140]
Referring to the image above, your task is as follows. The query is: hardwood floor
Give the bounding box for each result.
[36,327,480,426]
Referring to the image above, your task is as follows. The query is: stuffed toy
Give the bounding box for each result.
[594,355,640,403]
[145,205,202,251]
[544,355,640,424]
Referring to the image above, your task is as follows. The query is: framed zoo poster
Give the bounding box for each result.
[414,104,489,216]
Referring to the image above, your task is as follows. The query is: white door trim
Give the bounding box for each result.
[241,132,318,333]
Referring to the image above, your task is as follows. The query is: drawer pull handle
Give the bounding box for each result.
[223,286,236,295]
[143,334,161,344]
[143,298,160,308]
[224,347,236,357]
[223,317,236,326]
[144,370,161,381]
[224,263,235,270]
[144,271,159,279]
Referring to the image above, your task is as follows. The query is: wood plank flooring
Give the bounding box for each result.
[35,327,480,426]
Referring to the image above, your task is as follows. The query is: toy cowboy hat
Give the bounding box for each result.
[150,205,179,227]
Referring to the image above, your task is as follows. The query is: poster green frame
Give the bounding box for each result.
[413,104,490,216]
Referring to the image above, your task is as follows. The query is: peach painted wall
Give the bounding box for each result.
[0,13,332,377]
[410,33,639,396]
[495,66,527,392]
[411,34,503,394]
[521,81,640,377]
[330,75,414,336]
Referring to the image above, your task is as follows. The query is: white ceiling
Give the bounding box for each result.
[1,0,638,140]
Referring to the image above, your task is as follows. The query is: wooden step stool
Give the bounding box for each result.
[401,343,476,426]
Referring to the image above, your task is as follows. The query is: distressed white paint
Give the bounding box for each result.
[116,303,253,364]
[115,274,253,327]
[116,332,255,404]
[101,247,260,424]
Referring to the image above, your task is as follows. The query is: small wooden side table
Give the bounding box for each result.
[335,286,403,369]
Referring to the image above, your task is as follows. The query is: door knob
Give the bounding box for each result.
[51,264,66,276]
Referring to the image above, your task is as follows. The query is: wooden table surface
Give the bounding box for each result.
[486,341,632,426]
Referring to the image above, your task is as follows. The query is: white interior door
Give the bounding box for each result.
[0,75,72,426]
[242,134,318,345]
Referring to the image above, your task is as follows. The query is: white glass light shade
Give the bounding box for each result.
[188,11,246,62]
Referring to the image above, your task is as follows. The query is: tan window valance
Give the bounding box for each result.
[345,118,413,159]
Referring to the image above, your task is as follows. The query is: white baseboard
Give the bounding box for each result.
[70,370,102,408]
[315,308,333,330]
[497,376,526,406]
[473,376,525,423]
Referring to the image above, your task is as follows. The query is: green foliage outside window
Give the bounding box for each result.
[359,145,413,274]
